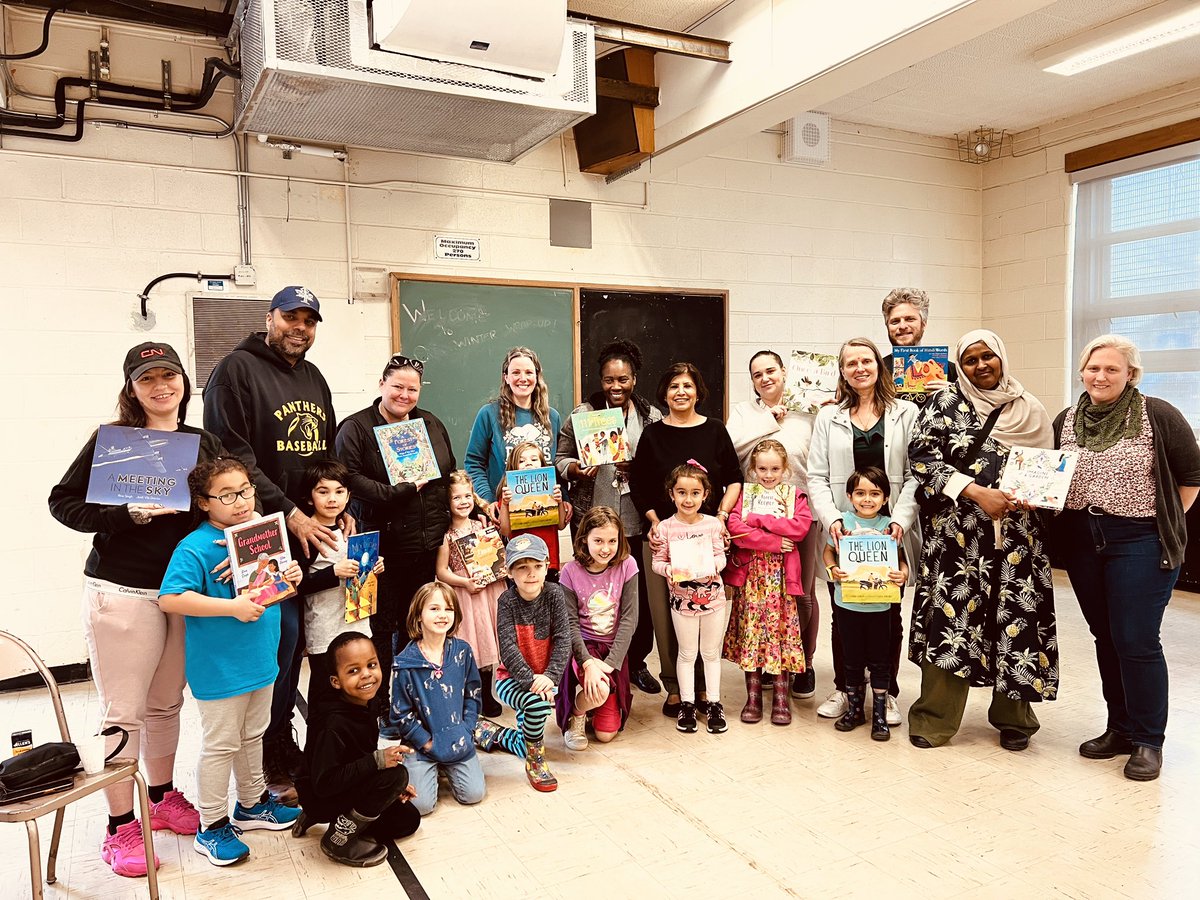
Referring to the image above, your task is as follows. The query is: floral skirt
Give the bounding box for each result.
[723,552,805,675]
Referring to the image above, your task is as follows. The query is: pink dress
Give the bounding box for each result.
[444,522,503,669]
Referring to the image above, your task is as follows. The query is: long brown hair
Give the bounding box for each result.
[836,338,895,415]
[114,371,193,427]
[572,506,630,568]
[497,347,552,433]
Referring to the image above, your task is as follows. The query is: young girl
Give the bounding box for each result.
[724,439,813,726]
[298,460,384,725]
[436,470,505,717]
[823,467,908,742]
[497,440,573,573]
[555,507,638,751]
[651,461,728,735]
[159,457,303,866]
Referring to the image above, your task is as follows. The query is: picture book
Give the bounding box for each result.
[999,446,1079,511]
[741,482,796,518]
[783,349,839,413]
[668,535,717,584]
[452,525,507,586]
[891,346,950,393]
[374,419,441,485]
[506,466,558,530]
[571,407,628,467]
[224,512,297,607]
[85,425,200,511]
[839,533,900,604]
[344,531,380,624]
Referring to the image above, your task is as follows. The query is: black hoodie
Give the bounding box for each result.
[203,332,335,516]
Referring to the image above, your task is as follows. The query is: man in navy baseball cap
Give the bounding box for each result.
[269,285,323,321]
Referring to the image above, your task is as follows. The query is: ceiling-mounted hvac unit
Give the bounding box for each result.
[232,0,595,162]
[782,112,831,166]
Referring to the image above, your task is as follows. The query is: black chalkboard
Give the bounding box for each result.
[579,290,727,417]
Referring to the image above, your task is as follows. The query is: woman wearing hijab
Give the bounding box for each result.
[906,330,1058,750]
[1054,335,1200,782]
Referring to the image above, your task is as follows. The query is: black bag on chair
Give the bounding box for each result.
[0,742,80,803]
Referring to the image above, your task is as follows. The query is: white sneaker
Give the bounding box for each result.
[886,694,902,726]
[817,690,848,718]
[564,714,588,751]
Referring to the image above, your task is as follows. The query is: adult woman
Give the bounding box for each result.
[906,329,1058,750]
[1054,335,1200,781]
[808,338,919,728]
[727,350,820,698]
[629,362,741,715]
[335,354,456,724]
[49,342,224,878]
[465,346,562,504]
[557,339,663,693]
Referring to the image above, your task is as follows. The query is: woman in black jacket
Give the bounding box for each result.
[335,354,456,726]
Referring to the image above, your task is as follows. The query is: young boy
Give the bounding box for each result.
[495,534,574,792]
[294,632,420,866]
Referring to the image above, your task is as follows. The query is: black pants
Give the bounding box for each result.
[832,603,892,691]
[373,545,437,724]
[626,533,655,671]
[300,765,420,839]
[830,583,903,696]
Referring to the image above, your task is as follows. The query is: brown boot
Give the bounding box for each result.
[263,737,299,806]
[771,673,792,725]
[740,671,763,723]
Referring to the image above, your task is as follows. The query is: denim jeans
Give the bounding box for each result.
[1060,510,1178,749]
[404,752,485,816]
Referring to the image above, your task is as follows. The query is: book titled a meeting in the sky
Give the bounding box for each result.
[85,425,200,511]
[374,419,441,485]
[891,346,950,393]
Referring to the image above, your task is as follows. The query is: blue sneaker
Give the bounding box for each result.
[233,797,303,831]
[193,822,249,866]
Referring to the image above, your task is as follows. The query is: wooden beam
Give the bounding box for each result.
[4,0,233,38]
[1064,117,1200,173]
[567,9,730,63]
[596,76,658,108]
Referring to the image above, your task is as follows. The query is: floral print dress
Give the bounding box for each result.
[907,386,1059,702]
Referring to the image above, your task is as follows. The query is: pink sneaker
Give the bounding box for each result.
[150,788,200,834]
[100,820,160,878]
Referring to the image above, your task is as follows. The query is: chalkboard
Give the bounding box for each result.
[393,278,576,454]
[579,290,727,417]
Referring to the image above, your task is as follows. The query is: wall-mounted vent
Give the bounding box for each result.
[782,112,831,166]
[188,294,270,389]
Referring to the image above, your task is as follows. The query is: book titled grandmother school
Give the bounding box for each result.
[85,425,200,511]
[839,534,900,604]
[224,512,298,607]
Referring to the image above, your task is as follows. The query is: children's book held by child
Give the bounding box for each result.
[999,446,1079,510]
[85,424,200,511]
[344,531,380,623]
[891,346,950,393]
[374,419,441,485]
[452,525,507,585]
[223,512,298,606]
[506,466,557,530]
[839,534,900,604]
[783,350,839,413]
[667,534,717,583]
[571,408,628,467]
[741,482,796,518]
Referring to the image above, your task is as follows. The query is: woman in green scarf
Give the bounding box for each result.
[1054,334,1200,783]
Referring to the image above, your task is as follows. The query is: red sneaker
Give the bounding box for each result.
[100,820,160,878]
[150,788,200,835]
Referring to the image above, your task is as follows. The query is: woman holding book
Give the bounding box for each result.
[726,350,822,698]
[808,338,919,727]
[1053,334,1200,782]
[335,354,456,726]
[556,339,662,693]
[906,329,1058,750]
[48,342,227,878]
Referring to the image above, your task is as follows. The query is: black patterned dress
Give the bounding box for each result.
[907,386,1059,702]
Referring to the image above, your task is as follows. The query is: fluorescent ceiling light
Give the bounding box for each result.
[1035,0,1200,76]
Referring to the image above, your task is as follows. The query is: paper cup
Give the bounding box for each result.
[77,732,107,775]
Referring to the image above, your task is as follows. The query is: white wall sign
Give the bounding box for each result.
[434,235,481,261]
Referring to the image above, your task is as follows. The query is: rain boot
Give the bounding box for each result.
[871,691,890,742]
[835,686,866,732]
[740,671,763,723]
[320,809,388,867]
[771,673,792,725]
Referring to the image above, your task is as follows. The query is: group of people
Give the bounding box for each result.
[47,284,1200,883]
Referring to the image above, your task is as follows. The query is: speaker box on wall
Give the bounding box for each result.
[573,48,655,176]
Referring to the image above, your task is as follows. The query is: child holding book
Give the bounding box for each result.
[298,460,383,724]
[822,466,908,741]
[555,507,638,750]
[436,470,505,717]
[724,439,813,726]
[293,632,420,867]
[496,534,573,791]
[651,461,729,735]
[159,457,303,866]
[497,441,572,574]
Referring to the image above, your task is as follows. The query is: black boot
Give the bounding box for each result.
[870,691,890,742]
[480,667,503,718]
[835,686,866,732]
[320,809,389,867]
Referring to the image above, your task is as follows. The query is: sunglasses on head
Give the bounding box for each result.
[386,354,425,374]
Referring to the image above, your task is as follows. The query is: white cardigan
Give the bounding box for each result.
[807,399,920,584]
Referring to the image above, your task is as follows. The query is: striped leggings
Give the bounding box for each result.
[494,678,554,752]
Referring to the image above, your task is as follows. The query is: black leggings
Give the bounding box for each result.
[830,583,904,695]
[832,603,892,691]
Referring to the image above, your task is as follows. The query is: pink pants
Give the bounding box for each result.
[82,578,187,768]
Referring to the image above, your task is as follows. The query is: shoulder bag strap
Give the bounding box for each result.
[962,402,1008,470]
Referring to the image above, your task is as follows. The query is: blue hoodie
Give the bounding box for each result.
[390,636,481,764]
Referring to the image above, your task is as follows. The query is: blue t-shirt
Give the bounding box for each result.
[829,511,895,613]
[464,401,562,503]
[159,521,281,701]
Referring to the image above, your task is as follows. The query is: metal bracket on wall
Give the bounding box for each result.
[98,27,111,80]
[161,60,172,110]
[87,51,100,99]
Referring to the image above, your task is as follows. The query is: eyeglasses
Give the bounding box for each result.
[205,485,257,505]
[386,354,425,373]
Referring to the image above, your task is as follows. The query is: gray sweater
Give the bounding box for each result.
[496,582,573,691]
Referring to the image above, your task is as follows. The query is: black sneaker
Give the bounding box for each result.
[706,701,728,734]
[676,702,698,733]
[695,699,711,717]
[792,669,816,700]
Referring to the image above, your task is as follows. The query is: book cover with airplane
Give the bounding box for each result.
[85,425,200,511]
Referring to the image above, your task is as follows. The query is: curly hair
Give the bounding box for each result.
[597,339,643,375]
[187,456,251,510]
[881,287,930,323]
[497,347,552,434]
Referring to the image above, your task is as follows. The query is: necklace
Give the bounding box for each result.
[417,640,444,677]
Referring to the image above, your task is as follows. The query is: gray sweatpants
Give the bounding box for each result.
[195,684,272,829]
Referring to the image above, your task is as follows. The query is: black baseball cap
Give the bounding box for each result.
[123,342,185,382]
[269,285,323,321]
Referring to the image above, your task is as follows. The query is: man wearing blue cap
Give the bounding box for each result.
[203,285,338,804]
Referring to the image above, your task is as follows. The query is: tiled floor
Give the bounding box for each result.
[4,571,1199,899]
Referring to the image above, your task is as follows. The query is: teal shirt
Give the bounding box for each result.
[829,511,894,613]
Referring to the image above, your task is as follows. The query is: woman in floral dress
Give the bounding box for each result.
[906,329,1059,751]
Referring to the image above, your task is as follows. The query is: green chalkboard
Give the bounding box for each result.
[394,278,576,455]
